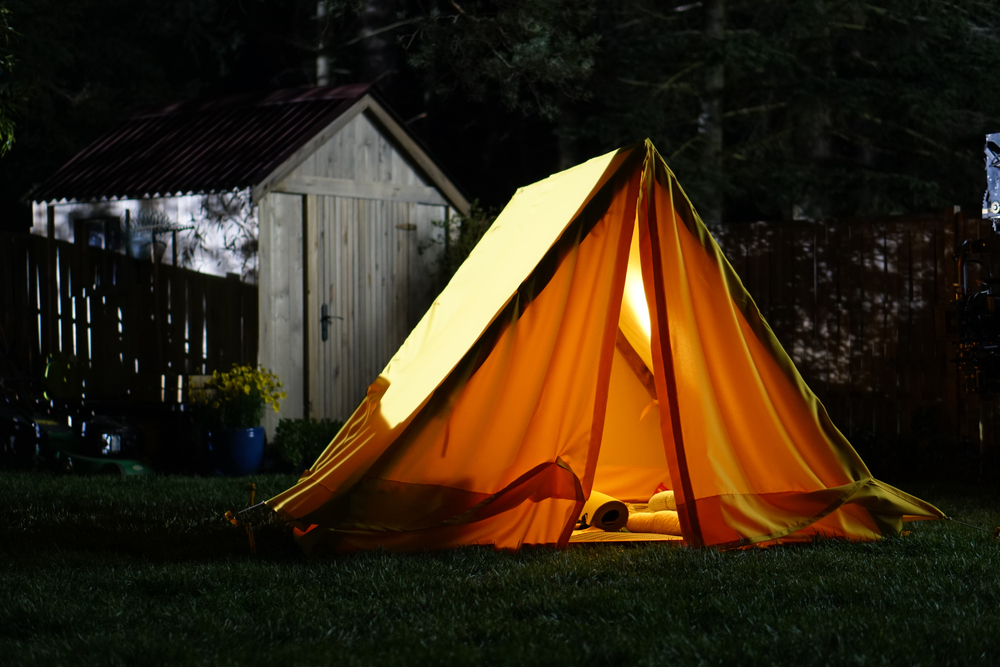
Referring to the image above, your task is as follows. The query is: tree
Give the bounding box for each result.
[402,1,1000,222]
[406,0,599,119]
[404,0,600,170]
[720,0,1000,219]
[9,0,1000,233]
[0,0,330,230]
[0,4,15,156]
[700,0,725,225]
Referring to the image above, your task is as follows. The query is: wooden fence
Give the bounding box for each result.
[0,232,257,402]
[711,207,1000,465]
[4,209,999,463]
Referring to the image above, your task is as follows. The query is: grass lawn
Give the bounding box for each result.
[1,472,999,666]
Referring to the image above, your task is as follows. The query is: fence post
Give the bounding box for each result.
[45,204,58,359]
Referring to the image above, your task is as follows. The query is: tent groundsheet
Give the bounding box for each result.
[266,140,943,553]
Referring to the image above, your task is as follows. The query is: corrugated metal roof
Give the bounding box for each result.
[32,84,372,203]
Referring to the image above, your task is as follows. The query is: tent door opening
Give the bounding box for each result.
[592,219,673,503]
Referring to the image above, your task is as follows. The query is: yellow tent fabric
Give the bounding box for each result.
[266,140,943,553]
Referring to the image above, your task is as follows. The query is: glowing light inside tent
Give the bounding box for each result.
[624,273,651,342]
[617,220,654,372]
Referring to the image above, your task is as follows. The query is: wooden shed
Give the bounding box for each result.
[30,84,470,428]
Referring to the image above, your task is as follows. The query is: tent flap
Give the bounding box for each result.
[638,144,942,547]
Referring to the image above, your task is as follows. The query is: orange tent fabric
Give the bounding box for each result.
[266,140,943,553]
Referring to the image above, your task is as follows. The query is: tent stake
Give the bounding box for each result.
[224,485,259,555]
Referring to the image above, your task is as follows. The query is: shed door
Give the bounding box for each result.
[305,195,447,421]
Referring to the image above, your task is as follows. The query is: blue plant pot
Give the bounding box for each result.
[206,427,264,476]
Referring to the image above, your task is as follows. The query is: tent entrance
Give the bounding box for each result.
[591,219,673,504]
[591,338,672,503]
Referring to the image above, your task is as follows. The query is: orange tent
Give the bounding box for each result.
[266,140,943,553]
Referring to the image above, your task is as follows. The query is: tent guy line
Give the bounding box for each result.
[945,517,1000,538]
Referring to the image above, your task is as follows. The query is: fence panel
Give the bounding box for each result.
[711,210,965,450]
[5,210,999,459]
[0,233,257,403]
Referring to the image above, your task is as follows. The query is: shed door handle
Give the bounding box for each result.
[320,303,342,342]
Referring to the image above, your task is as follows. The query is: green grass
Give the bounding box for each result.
[2,473,999,666]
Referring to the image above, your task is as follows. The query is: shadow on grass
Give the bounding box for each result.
[2,471,997,566]
[0,471,305,564]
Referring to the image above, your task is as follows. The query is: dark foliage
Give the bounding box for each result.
[271,417,344,470]
[4,1,1000,230]
[404,1,1000,221]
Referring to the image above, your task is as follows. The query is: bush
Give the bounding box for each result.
[270,418,342,470]
[428,200,497,289]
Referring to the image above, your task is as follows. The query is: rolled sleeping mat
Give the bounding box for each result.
[626,510,682,536]
[648,489,676,512]
[579,490,628,532]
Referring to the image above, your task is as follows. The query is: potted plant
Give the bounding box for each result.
[190,365,285,475]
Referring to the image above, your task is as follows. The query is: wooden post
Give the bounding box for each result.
[45,204,57,357]
[942,206,960,444]
[302,194,312,419]
[152,231,163,383]
[224,273,240,369]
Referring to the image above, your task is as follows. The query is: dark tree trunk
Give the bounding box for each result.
[792,0,832,220]
[700,0,725,225]
[359,0,397,87]
[316,1,329,85]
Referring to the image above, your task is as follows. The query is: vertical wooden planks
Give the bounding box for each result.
[305,193,321,420]
[280,193,306,421]
[257,195,276,434]
[817,221,839,399]
[0,234,31,375]
[321,195,332,418]
[940,208,960,442]
[789,223,817,372]
[87,252,110,396]
[345,196,358,414]
[295,190,440,421]
[270,111,449,421]
[701,212,958,446]
[332,194,344,417]
[4,201,987,454]
[71,235,89,371]
[26,236,43,374]
[372,199,383,377]
[56,246,72,358]
[756,223,774,327]
[890,220,909,436]
[202,271,218,371]
[1,233,257,404]
[333,196,344,416]
[368,198,378,392]
[242,277,259,372]
[188,272,205,374]
[395,201,410,354]
[357,196,366,406]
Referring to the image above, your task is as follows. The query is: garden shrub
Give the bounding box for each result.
[270,418,343,470]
